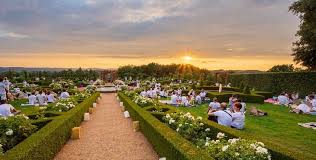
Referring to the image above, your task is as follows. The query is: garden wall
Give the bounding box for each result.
[228,72,316,96]
[0,93,100,160]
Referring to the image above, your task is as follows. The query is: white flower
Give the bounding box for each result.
[256,142,265,147]
[176,128,180,132]
[205,142,210,147]
[206,137,211,141]
[235,152,240,156]
[166,114,171,119]
[199,123,204,126]
[217,132,225,139]
[169,119,175,124]
[6,129,13,136]
[250,143,257,149]
[205,128,210,132]
[222,145,229,152]
[179,124,183,127]
[256,146,268,154]
[228,138,239,144]
[197,116,202,120]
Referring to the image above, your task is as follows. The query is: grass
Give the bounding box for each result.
[9,99,56,115]
[177,103,316,159]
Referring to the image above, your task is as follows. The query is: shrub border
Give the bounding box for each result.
[0,92,100,160]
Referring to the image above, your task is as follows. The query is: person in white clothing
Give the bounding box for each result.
[208,98,221,110]
[140,90,147,97]
[231,103,245,129]
[3,77,11,91]
[47,91,55,103]
[0,100,18,117]
[195,95,202,104]
[170,93,179,106]
[199,90,207,101]
[37,91,47,106]
[60,90,70,99]
[208,103,232,127]
[0,77,7,100]
[28,92,37,105]
[291,95,316,114]
[278,93,289,106]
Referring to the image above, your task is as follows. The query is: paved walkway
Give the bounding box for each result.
[54,93,158,160]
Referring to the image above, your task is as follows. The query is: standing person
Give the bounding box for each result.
[208,103,232,127]
[0,77,7,101]
[231,103,245,130]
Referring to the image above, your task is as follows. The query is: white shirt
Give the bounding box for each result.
[0,82,6,94]
[278,95,289,105]
[28,95,37,105]
[231,112,245,129]
[213,110,232,127]
[0,104,13,117]
[37,94,46,105]
[209,102,221,110]
[171,94,178,104]
[200,92,206,98]
[311,99,316,108]
[47,94,55,103]
[3,80,11,90]
[140,91,147,97]
[60,92,70,99]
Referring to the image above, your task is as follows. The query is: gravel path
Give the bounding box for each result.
[54,93,159,160]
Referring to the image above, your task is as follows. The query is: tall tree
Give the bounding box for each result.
[267,64,295,72]
[289,0,316,70]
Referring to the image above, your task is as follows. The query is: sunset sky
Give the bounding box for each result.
[0,0,299,70]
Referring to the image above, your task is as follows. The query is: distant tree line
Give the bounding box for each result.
[117,63,214,82]
[0,68,100,83]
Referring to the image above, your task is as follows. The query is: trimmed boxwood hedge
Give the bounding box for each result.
[119,93,300,160]
[118,93,213,160]
[207,92,265,104]
[197,86,242,92]
[229,72,316,96]
[0,92,100,160]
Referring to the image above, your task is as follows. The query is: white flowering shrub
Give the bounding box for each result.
[47,98,78,112]
[0,115,37,153]
[49,82,63,90]
[133,95,155,107]
[123,90,137,99]
[74,92,91,100]
[85,85,96,93]
[163,112,271,160]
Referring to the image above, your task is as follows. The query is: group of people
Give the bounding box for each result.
[275,92,316,114]
[207,96,246,130]
[24,89,70,106]
[170,89,207,107]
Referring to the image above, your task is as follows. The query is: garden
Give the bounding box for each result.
[0,79,100,160]
[118,76,316,160]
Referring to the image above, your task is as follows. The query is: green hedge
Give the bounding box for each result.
[207,92,265,104]
[197,86,241,92]
[119,93,297,160]
[0,92,100,160]
[118,93,212,160]
[229,72,316,96]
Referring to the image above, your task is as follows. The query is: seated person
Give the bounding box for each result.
[208,103,232,127]
[195,95,202,105]
[47,91,56,103]
[181,95,190,107]
[237,99,247,113]
[229,94,238,109]
[140,90,147,97]
[291,95,316,114]
[60,90,70,99]
[277,93,290,106]
[28,92,37,105]
[159,89,167,98]
[231,103,245,129]
[0,100,19,117]
[199,90,207,101]
[170,92,179,106]
[37,91,47,106]
[208,97,221,111]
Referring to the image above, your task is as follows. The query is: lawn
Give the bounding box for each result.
[9,99,56,115]
[177,103,316,159]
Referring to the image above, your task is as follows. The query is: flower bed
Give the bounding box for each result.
[163,112,271,160]
[0,92,100,160]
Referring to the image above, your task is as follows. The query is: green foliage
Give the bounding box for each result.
[0,115,37,153]
[229,72,316,96]
[289,0,316,70]
[46,98,78,112]
[243,85,251,94]
[267,64,296,72]
[118,93,212,160]
[207,92,264,104]
[0,93,100,160]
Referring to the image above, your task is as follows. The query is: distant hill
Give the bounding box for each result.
[0,67,105,72]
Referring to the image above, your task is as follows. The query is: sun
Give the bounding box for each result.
[182,56,193,61]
